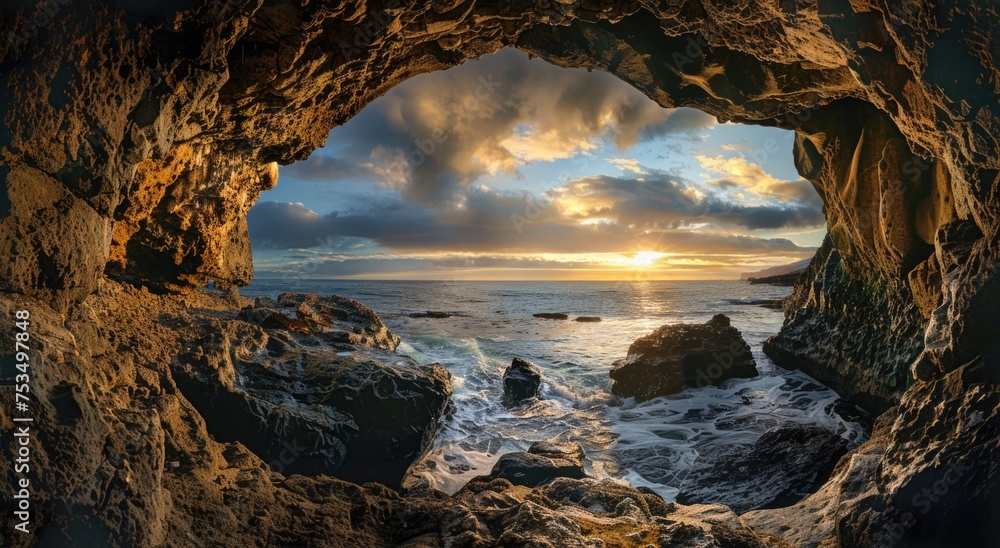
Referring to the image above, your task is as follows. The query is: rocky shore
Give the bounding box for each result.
[0,281,791,546]
[3,0,1000,545]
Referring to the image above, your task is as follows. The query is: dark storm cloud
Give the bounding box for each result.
[282,154,372,181]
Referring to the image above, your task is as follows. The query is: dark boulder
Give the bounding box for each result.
[238,292,400,350]
[484,441,587,487]
[306,354,452,488]
[610,314,758,401]
[533,313,568,320]
[574,316,602,322]
[174,293,450,490]
[503,358,542,406]
[677,424,848,512]
[408,311,457,318]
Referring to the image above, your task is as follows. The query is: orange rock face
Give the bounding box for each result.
[1,1,998,546]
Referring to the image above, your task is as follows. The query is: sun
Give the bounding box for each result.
[630,251,662,268]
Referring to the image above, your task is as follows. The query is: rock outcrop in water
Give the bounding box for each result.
[2,0,1000,545]
[502,357,543,406]
[611,314,758,401]
[172,293,452,490]
[480,441,587,488]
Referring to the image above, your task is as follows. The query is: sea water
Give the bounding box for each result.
[241,279,867,501]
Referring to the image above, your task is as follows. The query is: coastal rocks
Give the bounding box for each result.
[765,238,925,414]
[396,476,773,547]
[533,312,568,320]
[677,424,848,512]
[574,316,601,322]
[502,358,542,406]
[172,292,450,489]
[743,357,1000,547]
[241,292,401,351]
[408,311,459,319]
[483,441,588,488]
[1,0,1000,545]
[610,314,758,401]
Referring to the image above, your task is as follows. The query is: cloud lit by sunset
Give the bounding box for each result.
[249,48,825,280]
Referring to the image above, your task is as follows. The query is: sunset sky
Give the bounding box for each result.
[249,48,825,280]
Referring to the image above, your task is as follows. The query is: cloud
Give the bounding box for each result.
[608,158,646,174]
[287,48,715,206]
[547,171,824,231]
[248,193,818,257]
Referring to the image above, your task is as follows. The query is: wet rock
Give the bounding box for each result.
[676,424,849,512]
[502,357,542,406]
[483,441,587,488]
[744,358,1000,548]
[610,314,758,401]
[408,311,457,318]
[174,293,449,489]
[574,316,601,322]
[765,238,925,415]
[239,292,400,350]
[533,313,568,320]
[3,0,1000,544]
[397,476,770,546]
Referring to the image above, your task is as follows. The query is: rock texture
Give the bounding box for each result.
[502,357,542,406]
[173,292,451,489]
[481,441,588,488]
[2,0,1000,545]
[611,314,758,401]
[744,357,1000,547]
[0,279,783,547]
[677,424,849,513]
[533,313,569,320]
[397,477,780,547]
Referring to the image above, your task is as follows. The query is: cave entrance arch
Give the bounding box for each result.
[3,1,998,546]
[91,5,953,412]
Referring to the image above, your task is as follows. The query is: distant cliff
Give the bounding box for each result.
[740,258,812,283]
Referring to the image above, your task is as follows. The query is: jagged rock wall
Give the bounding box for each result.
[2,0,999,546]
[3,0,997,386]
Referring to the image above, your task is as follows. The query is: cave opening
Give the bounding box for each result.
[231,47,863,505]
[3,1,997,545]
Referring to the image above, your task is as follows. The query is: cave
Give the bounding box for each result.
[1,1,998,546]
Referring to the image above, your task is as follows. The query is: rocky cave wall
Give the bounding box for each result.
[1,0,999,546]
[3,0,998,407]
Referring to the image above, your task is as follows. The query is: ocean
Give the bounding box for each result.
[241,279,867,501]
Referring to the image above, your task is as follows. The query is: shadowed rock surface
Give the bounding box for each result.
[502,357,542,406]
[397,477,779,547]
[611,314,758,401]
[167,292,452,489]
[574,316,601,322]
[1,0,1000,545]
[533,312,569,320]
[408,311,461,319]
[677,424,849,513]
